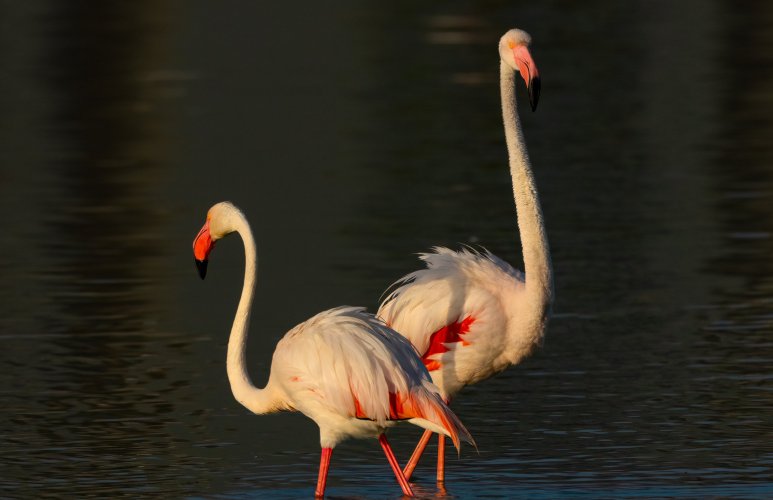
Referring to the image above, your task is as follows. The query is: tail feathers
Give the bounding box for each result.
[399,385,475,453]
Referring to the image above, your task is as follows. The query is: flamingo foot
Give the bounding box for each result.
[379,434,414,497]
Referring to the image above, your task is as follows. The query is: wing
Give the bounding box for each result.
[377,247,524,373]
[273,306,473,449]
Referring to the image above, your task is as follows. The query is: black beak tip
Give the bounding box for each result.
[529,76,541,112]
[195,259,208,280]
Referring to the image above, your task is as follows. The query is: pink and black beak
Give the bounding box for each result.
[512,44,541,111]
[193,219,215,280]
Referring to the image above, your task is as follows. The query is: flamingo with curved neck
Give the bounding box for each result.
[192,201,474,497]
[377,28,554,482]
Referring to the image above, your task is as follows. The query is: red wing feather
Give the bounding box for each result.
[421,316,475,371]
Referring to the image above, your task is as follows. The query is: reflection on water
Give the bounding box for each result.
[1,1,772,498]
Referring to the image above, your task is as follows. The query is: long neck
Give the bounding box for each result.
[500,60,554,316]
[226,212,282,414]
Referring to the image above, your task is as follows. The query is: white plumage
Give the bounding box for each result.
[379,247,537,398]
[271,305,472,449]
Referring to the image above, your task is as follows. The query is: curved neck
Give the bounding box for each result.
[500,60,554,313]
[226,212,281,414]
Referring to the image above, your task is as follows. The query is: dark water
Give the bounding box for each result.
[2,1,772,498]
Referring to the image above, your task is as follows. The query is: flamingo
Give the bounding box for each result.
[377,28,553,482]
[192,201,474,498]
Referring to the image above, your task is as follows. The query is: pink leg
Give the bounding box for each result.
[315,447,333,498]
[437,434,446,483]
[378,434,414,497]
[403,429,433,480]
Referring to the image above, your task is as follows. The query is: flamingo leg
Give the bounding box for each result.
[437,434,446,483]
[402,429,433,480]
[378,434,414,497]
[315,447,333,498]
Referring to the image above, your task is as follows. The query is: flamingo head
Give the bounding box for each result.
[192,201,240,279]
[498,28,540,111]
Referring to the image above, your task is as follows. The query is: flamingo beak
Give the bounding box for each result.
[512,45,540,111]
[195,259,208,280]
[193,220,214,280]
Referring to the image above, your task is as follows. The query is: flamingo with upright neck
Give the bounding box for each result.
[192,201,474,497]
[377,28,553,482]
